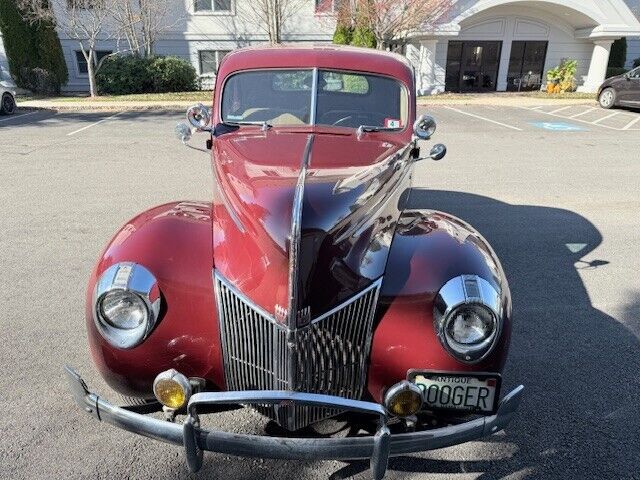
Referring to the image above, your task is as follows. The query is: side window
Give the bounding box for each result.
[315,0,347,13]
[75,51,88,74]
[75,50,112,75]
[194,0,232,12]
[199,50,231,75]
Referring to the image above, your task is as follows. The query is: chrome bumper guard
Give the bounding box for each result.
[65,366,524,480]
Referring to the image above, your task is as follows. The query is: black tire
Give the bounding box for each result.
[0,92,16,115]
[598,88,616,109]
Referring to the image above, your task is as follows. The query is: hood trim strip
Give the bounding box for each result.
[286,134,315,330]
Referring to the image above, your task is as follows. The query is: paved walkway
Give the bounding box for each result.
[17,99,199,111]
[16,93,597,111]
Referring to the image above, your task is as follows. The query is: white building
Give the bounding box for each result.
[409,0,640,94]
[2,0,640,94]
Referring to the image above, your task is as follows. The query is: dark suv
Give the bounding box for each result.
[598,66,640,109]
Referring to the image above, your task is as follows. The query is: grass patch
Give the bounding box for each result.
[19,91,214,102]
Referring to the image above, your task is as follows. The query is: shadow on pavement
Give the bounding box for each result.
[360,189,638,480]
[165,190,639,480]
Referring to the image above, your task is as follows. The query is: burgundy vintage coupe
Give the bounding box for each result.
[67,45,523,479]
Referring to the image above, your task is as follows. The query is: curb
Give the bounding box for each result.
[17,103,194,112]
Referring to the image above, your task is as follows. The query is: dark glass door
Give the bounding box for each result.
[507,41,548,92]
[446,41,502,92]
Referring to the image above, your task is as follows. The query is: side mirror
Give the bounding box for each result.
[413,114,437,141]
[175,123,192,144]
[429,144,447,161]
[187,103,211,130]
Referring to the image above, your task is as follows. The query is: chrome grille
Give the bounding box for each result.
[215,272,381,431]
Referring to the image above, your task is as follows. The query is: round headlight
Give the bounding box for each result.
[93,263,161,349]
[100,290,148,330]
[445,305,495,345]
[433,275,503,363]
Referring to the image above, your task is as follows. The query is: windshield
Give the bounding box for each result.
[221,69,408,130]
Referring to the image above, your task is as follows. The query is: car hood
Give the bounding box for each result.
[211,128,412,320]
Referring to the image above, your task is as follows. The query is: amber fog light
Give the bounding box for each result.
[153,369,191,409]
[384,381,423,417]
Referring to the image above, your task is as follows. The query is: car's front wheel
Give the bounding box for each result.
[598,88,616,109]
[0,92,16,115]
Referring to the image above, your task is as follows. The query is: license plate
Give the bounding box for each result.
[408,371,501,414]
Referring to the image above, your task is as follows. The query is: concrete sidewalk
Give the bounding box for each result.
[17,99,201,111]
[418,94,597,107]
[16,93,597,111]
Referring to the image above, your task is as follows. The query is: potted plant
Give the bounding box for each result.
[546,67,560,93]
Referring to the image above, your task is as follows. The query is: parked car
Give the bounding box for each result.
[0,82,16,115]
[66,46,523,479]
[598,66,640,109]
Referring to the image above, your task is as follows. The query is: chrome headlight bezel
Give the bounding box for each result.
[93,263,161,349]
[433,275,503,364]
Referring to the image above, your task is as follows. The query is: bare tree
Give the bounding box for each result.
[112,0,173,56]
[236,0,307,44]
[337,0,454,50]
[18,0,126,97]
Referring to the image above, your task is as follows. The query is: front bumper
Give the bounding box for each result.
[65,366,523,479]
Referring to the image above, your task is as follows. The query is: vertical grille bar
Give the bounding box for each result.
[215,272,382,430]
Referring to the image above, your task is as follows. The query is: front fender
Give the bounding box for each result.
[86,201,224,398]
[368,210,512,402]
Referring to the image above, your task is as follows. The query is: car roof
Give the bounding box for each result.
[217,44,415,88]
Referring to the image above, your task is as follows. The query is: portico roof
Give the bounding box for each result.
[413,0,640,39]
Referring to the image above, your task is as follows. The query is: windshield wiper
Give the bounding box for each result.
[226,120,273,131]
[357,125,402,137]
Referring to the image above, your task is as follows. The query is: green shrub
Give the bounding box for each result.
[333,24,353,45]
[351,25,376,48]
[97,55,197,95]
[20,67,59,94]
[149,56,198,92]
[634,58,640,68]
[96,55,154,95]
[608,38,627,69]
[606,67,629,78]
[37,21,69,88]
[0,0,67,93]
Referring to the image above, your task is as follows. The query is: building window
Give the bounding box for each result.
[67,0,105,9]
[315,0,347,13]
[199,50,231,75]
[194,0,232,12]
[75,50,112,75]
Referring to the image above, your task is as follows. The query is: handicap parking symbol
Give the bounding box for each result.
[530,121,586,132]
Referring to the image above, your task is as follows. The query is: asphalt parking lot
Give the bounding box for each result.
[1,103,639,479]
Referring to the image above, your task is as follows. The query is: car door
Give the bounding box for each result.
[619,67,640,107]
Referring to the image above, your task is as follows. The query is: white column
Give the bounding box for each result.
[579,40,614,93]
[406,40,440,95]
[496,18,515,92]
[497,41,512,91]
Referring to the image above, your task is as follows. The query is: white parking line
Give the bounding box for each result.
[592,112,619,124]
[570,107,597,118]
[0,111,40,123]
[67,111,122,136]
[548,106,573,115]
[622,116,640,130]
[443,106,523,131]
[518,106,629,131]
